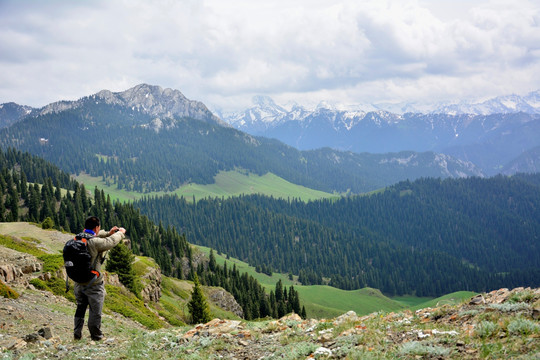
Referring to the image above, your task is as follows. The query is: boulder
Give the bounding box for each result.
[38,327,53,339]
[469,294,485,305]
[333,310,359,326]
[532,308,540,320]
[279,313,302,322]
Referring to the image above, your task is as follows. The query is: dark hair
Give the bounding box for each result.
[84,216,101,230]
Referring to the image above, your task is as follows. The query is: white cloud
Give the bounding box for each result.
[0,0,539,112]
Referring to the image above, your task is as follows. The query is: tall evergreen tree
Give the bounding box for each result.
[105,242,140,297]
[188,273,212,324]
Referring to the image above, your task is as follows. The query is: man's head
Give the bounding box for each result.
[84,216,101,232]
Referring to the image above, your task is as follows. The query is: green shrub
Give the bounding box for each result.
[508,318,540,336]
[0,279,19,299]
[157,298,187,326]
[30,278,48,290]
[38,254,64,273]
[458,309,480,317]
[47,276,75,301]
[274,341,318,360]
[21,237,41,244]
[475,321,499,339]
[29,277,75,302]
[41,217,54,229]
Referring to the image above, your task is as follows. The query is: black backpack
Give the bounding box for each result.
[63,233,100,291]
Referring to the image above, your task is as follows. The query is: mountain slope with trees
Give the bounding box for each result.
[0,146,294,320]
[134,174,540,297]
[0,84,482,194]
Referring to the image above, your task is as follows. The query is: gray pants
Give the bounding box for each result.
[74,282,105,340]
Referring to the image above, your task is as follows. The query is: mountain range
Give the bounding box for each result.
[220,94,540,175]
[0,84,482,194]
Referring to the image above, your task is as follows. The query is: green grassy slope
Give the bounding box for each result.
[195,245,480,318]
[195,245,406,318]
[75,170,337,203]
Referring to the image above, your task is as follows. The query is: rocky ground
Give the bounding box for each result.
[1,286,539,359]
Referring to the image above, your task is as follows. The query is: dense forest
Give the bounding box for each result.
[0,102,478,194]
[134,174,540,297]
[0,146,292,319]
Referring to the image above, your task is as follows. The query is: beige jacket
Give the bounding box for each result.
[87,230,126,284]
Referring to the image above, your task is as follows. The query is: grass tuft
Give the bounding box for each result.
[507,318,540,336]
[0,279,19,299]
[104,285,165,330]
[398,341,452,357]
[475,321,499,339]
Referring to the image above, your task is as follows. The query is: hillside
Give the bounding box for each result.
[2,252,539,359]
[135,174,540,297]
[0,222,242,323]
[74,170,337,203]
[195,245,406,319]
[0,84,482,194]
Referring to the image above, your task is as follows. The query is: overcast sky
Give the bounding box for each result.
[1,0,539,112]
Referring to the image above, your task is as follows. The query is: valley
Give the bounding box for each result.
[0,84,539,359]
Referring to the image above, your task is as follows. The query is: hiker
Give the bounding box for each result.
[71,216,126,341]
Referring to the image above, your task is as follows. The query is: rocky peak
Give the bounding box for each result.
[98,84,225,125]
[39,84,226,126]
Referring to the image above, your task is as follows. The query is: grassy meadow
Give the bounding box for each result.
[75,170,337,203]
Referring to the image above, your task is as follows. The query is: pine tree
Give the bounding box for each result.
[105,242,140,297]
[188,273,212,324]
[209,248,217,272]
[301,306,307,319]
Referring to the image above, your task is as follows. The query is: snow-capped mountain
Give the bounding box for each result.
[434,90,540,115]
[222,90,540,132]
[221,93,540,176]
[224,95,290,132]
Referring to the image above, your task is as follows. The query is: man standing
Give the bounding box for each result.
[72,216,126,341]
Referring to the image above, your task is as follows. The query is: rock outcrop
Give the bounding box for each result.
[206,288,244,319]
[0,247,42,284]
[140,265,162,303]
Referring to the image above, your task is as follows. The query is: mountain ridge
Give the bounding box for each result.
[222,98,540,175]
[1,84,225,128]
[0,85,482,194]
